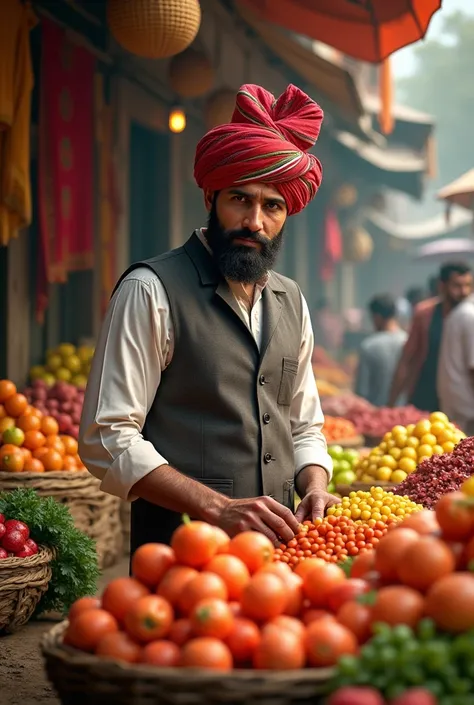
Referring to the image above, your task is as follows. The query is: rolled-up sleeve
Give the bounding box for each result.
[79,271,171,501]
[291,293,333,481]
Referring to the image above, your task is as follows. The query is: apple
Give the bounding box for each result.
[56,413,72,433]
[342,450,359,465]
[16,544,36,558]
[2,529,26,553]
[328,445,344,460]
[391,689,437,705]
[0,524,5,540]
[333,469,356,486]
[25,538,38,554]
[328,687,384,705]
[0,548,8,559]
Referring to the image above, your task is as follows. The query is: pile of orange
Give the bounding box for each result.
[0,379,85,473]
[323,416,358,443]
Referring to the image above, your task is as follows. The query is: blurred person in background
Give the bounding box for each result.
[437,291,474,436]
[406,286,426,311]
[428,275,439,298]
[389,262,473,412]
[355,294,407,407]
[312,297,344,353]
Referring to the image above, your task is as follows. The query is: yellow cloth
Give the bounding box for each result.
[0,0,36,246]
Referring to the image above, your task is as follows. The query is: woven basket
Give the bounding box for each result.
[0,471,122,569]
[0,546,53,634]
[42,621,334,705]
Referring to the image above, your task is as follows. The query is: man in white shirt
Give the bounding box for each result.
[437,293,474,436]
[79,83,337,552]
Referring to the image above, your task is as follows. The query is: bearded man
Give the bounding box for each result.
[79,83,337,554]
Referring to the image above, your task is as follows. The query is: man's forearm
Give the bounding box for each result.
[132,465,231,524]
[296,465,328,498]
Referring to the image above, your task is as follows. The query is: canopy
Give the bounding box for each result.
[366,208,473,241]
[415,238,474,262]
[362,93,434,151]
[437,169,474,211]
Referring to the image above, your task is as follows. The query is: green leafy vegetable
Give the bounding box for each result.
[0,488,100,615]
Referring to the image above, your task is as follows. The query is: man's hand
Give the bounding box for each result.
[294,488,340,523]
[216,496,300,545]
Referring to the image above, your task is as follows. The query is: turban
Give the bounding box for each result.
[194,84,324,216]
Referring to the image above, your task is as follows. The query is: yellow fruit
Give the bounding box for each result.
[47,354,63,372]
[417,444,433,458]
[394,434,408,449]
[383,432,393,442]
[405,424,415,435]
[418,456,431,464]
[389,447,402,460]
[57,343,76,357]
[376,467,392,482]
[63,355,82,373]
[29,365,45,380]
[442,441,455,453]
[387,440,396,449]
[398,457,417,474]
[391,470,408,483]
[430,421,447,437]
[41,373,56,387]
[77,345,94,362]
[405,436,420,449]
[429,411,449,424]
[361,474,375,483]
[461,477,474,497]
[432,445,444,455]
[420,433,437,447]
[71,374,88,388]
[368,464,378,476]
[413,420,432,438]
[392,425,407,436]
[401,447,417,460]
[56,367,72,382]
[380,455,397,470]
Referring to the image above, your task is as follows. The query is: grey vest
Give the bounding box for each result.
[117,232,303,550]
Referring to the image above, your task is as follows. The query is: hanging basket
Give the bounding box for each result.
[169,47,214,98]
[204,89,236,130]
[343,226,374,263]
[0,471,122,569]
[335,184,357,209]
[107,0,201,59]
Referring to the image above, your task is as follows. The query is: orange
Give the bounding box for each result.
[0,416,15,434]
[4,393,28,418]
[62,455,78,471]
[23,429,47,450]
[0,448,24,472]
[24,457,45,473]
[33,446,50,461]
[0,380,16,403]
[17,413,41,432]
[60,435,78,456]
[0,404,6,419]
[0,444,17,459]
[41,415,59,436]
[29,406,43,419]
[20,447,32,462]
[44,434,66,456]
[41,448,64,471]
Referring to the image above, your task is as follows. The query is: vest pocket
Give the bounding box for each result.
[277,356,299,405]
[199,478,234,498]
[283,478,295,511]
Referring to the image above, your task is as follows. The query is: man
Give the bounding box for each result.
[79,83,337,554]
[389,262,473,411]
[355,294,407,407]
[312,297,343,352]
[437,293,474,436]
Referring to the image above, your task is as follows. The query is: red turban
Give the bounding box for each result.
[194,84,324,216]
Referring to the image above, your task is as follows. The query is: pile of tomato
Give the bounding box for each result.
[323,416,358,443]
[275,515,392,568]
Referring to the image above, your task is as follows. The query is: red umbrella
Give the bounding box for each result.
[238,0,442,63]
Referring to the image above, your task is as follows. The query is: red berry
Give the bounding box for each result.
[0,524,5,540]
[4,520,29,539]
[0,548,8,559]
[2,529,26,553]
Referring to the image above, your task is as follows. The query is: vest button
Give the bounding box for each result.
[263,413,271,424]
[259,374,266,385]
[264,452,272,463]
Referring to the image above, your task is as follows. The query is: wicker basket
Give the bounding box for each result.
[0,471,122,569]
[0,546,53,634]
[41,621,334,705]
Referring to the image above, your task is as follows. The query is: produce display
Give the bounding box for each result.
[0,514,38,559]
[29,342,94,389]
[324,417,359,444]
[394,436,474,509]
[317,379,341,397]
[326,482,474,703]
[326,488,422,524]
[323,399,429,440]
[321,392,374,418]
[313,365,352,389]
[0,488,99,614]
[23,379,84,440]
[0,379,84,472]
[328,446,359,488]
[355,413,465,485]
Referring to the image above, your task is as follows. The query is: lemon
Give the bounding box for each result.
[380,454,397,470]
[436,429,454,444]
[394,434,408,449]
[391,469,408,483]
[383,432,393,442]
[432,444,444,455]
[417,444,433,458]
[47,354,63,372]
[361,474,375,483]
[56,367,72,382]
[389,447,402,460]
[430,421,447,437]
[398,457,417,474]
[368,463,379,476]
[430,411,449,424]
[462,477,474,497]
[401,447,417,460]
[405,424,415,434]
[420,433,437,447]
[57,343,76,357]
[64,355,82,374]
[442,441,455,453]
[418,455,431,464]
[29,365,45,380]
[405,436,420,449]
[413,420,432,438]
[376,466,393,482]
[379,442,388,452]
[392,425,407,436]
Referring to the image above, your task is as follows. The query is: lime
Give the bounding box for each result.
[2,426,25,447]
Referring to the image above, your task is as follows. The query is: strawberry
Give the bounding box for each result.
[4,520,29,540]
[2,529,26,553]
[0,548,8,559]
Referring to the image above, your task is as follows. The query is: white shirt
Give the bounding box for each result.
[437,296,474,423]
[79,232,333,501]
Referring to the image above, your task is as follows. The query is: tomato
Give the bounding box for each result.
[131,543,176,588]
[303,563,346,608]
[240,573,287,622]
[171,520,219,568]
[326,579,371,613]
[371,586,425,629]
[399,509,440,535]
[336,601,372,644]
[301,609,335,626]
[396,536,455,592]
[253,624,306,670]
[213,526,231,554]
[374,528,419,582]
[64,609,119,652]
[228,531,274,573]
[305,619,357,667]
[294,558,326,580]
[204,554,250,600]
[124,595,174,643]
[283,572,304,617]
[225,617,261,663]
[180,637,233,670]
[102,577,150,623]
[190,597,234,639]
[95,631,142,663]
[157,566,198,607]
[177,571,228,615]
[435,492,474,541]
[168,618,193,647]
[425,573,474,633]
[264,615,305,640]
[141,640,180,667]
[68,596,101,622]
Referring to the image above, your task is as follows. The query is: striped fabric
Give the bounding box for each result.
[194,84,324,216]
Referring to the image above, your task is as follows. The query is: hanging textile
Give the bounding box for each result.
[320,208,343,281]
[37,18,95,320]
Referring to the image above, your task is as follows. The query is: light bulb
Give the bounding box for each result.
[169,107,186,133]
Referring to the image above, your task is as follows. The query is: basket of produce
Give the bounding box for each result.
[0,488,99,634]
[327,445,360,495]
[0,378,122,568]
[323,417,364,449]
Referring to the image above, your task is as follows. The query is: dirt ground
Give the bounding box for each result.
[1,556,129,705]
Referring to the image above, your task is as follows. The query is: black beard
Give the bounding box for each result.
[204,202,284,284]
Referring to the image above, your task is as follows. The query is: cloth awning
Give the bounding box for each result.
[363,93,434,151]
[437,169,474,210]
[236,1,364,125]
[331,130,426,199]
[365,207,473,240]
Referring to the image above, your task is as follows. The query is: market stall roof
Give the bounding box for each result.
[415,238,474,262]
[331,130,426,200]
[362,93,435,151]
[437,169,474,210]
[365,207,473,240]
[235,1,364,125]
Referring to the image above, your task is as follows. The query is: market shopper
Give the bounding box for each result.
[79,83,336,553]
[389,262,473,412]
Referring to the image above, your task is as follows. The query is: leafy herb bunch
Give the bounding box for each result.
[0,488,100,615]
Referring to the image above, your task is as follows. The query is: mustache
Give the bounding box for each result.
[223,228,271,247]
